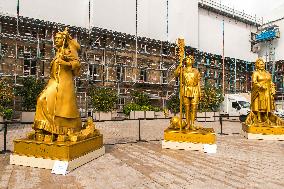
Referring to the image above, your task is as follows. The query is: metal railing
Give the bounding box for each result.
[0,115,242,153]
[199,0,263,25]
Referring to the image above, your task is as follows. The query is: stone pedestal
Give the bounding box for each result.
[162,128,217,153]
[21,112,35,122]
[10,135,105,172]
[10,146,105,172]
[242,123,284,140]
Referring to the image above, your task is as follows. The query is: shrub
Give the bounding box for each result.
[89,87,118,112]
[0,78,14,119]
[166,93,180,114]
[131,91,150,106]
[199,84,224,112]
[123,103,141,116]
[123,103,160,116]
[16,77,45,111]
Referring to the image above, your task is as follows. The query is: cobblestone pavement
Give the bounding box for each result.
[0,121,284,189]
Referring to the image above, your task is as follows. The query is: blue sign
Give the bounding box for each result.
[256,27,280,42]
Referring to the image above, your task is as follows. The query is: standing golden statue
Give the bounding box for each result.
[33,28,82,142]
[11,29,104,167]
[174,55,201,129]
[162,38,216,152]
[243,58,284,140]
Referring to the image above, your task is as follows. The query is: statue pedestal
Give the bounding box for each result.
[242,123,284,140]
[10,135,105,172]
[162,128,217,153]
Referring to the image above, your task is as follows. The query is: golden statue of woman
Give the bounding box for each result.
[245,58,284,126]
[33,28,82,141]
[174,55,201,129]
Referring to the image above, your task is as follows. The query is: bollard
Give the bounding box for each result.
[0,121,9,154]
[219,115,224,135]
[138,119,141,141]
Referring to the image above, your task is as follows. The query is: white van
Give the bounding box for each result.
[220,94,250,121]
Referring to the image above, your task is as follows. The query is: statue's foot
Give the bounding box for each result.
[44,134,54,143]
[26,131,35,139]
[35,132,45,141]
[57,135,68,142]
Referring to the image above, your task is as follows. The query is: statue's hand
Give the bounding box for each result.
[260,85,267,90]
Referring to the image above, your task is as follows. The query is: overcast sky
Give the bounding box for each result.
[0,0,283,27]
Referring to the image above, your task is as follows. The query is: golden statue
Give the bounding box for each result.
[245,58,284,126]
[162,39,216,151]
[33,28,82,142]
[174,55,201,129]
[11,29,104,164]
[243,58,284,139]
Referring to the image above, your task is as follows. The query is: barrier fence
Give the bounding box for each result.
[0,116,242,154]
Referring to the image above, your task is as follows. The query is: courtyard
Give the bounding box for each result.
[0,121,283,189]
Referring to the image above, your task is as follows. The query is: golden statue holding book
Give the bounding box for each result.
[243,58,284,140]
[11,29,104,171]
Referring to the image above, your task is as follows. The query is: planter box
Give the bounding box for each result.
[130,111,145,119]
[21,112,35,123]
[197,112,206,121]
[145,111,155,119]
[197,112,219,122]
[155,112,165,118]
[94,112,112,121]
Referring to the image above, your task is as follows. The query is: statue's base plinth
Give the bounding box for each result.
[162,128,216,153]
[10,135,105,172]
[242,123,284,140]
[10,146,105,172]
[12,135,103,160]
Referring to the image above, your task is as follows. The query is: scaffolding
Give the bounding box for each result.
[0,12,259,116]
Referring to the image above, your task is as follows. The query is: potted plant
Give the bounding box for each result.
[166,93,180,117]
[130,91,154,119]
[89,87,118,120]
[198,84,224,121]
[0,78,14,130]
[16,76,45,122]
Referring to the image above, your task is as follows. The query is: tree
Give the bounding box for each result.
[0,78,14,119]
[199,84,224,112]
[166,93,180,114]
[131,91,150,106]
[89,87,118,112]
[16,77,45,111]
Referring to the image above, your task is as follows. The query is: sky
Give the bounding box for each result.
[221,0,284,22]
[0,0,284,27]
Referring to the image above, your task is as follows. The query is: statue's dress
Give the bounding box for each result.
[33,48,81,135]
[251,70,274,113]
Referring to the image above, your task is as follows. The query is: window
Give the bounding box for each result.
[116,66,124,81]
[161,70,167,84]
[140,68,147,82]
[141,44,147,52]
[117,98,125,105]
[238,101,250,108]
[89,64,99,81]
[175,77,179,86]
[162,47,169,55]
[118,40,126,49]
[23,52,36,75]
[232,102,240,109]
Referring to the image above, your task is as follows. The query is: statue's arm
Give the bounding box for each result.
[174,65,181,77]
[70,59,81,76]
[271,82,276,95]
[252,72,261,89]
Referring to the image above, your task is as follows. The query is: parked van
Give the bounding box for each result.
[220,94,250,121]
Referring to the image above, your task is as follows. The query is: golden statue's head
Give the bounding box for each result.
[54,27,72,49]
[184,55,194,67]
[255,58,265,71]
